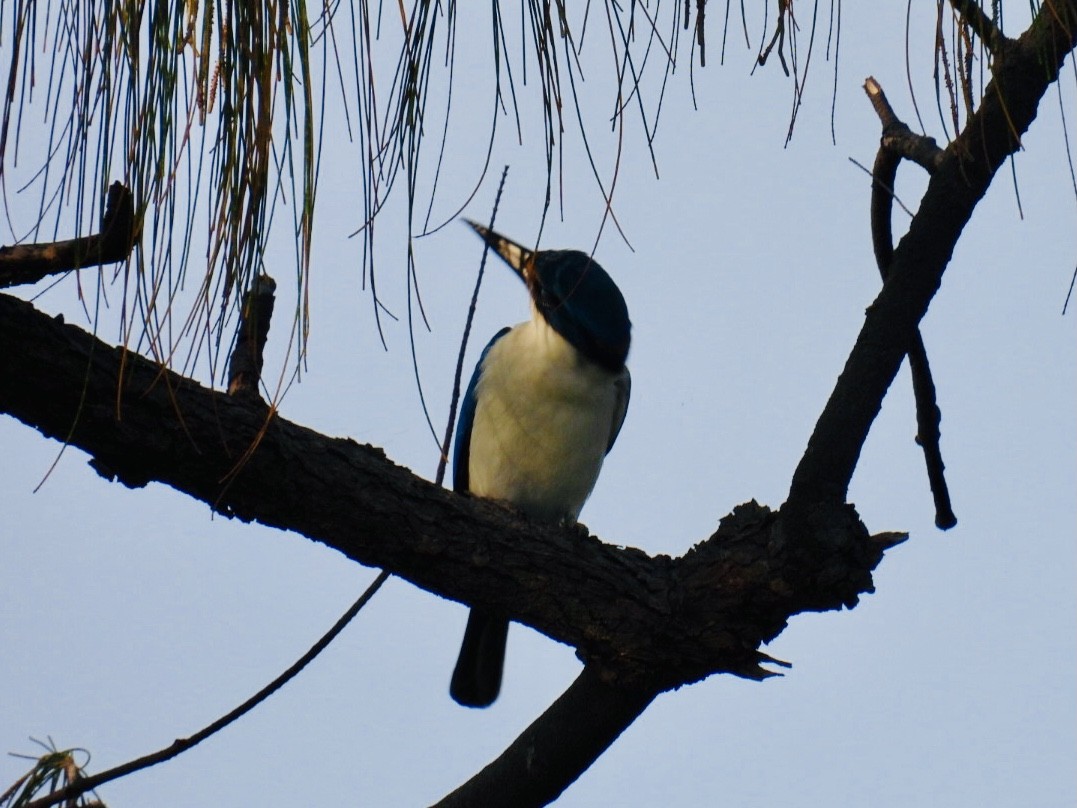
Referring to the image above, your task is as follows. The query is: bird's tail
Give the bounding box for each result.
[450,609,509,708]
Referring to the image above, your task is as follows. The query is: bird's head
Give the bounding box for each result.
[465,220,631,372]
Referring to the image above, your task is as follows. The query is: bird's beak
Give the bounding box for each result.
[464,219,536,288]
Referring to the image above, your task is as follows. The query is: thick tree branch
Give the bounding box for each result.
[436,666,656,807]
[1,288,905,802]
[0,292,895,691]
[786,1,1077,516]
[0,182,137,287]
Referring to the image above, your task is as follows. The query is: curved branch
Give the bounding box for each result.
[786,1,1077,517]
[867,80,957,530]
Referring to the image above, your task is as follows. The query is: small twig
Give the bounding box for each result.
[23,572,390,808]
[436,166,510,488]
[1062,262,1077,315]
[0,182,138,288]
[865,76,957,530]
[848,157,915,218]
[227,273,277,397]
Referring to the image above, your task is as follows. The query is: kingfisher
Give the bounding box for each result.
[450,220,632,708]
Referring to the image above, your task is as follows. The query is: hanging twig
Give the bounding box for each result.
[865,76,957,530]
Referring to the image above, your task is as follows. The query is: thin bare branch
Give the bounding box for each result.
[437,168,510,487]
[23,572,390,808]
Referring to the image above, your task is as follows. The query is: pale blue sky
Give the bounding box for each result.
[2,4,1074,806]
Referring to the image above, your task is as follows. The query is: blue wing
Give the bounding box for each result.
[453,327,512,493]
[606,367,631,454]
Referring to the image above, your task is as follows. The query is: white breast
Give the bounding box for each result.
[468,316,625,522]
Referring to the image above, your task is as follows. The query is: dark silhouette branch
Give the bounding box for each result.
[866,77,957,531]
[0,286,905,802]
[785,2,1077,518]
[436,666,657,807]
[18,272,370,808]
[0,182,137,288]
[864,77,946,173]
[439,167,510,487]
[0,292,898,688]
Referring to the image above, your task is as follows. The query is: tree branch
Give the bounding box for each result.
[0,283,908,801]
[864,77,946,174]
[23,572,390,808]
[0,182,137,287]
[436,666,656,807]
[867,78,957,530]
[786,1,1077,517]
[0,291,896,690]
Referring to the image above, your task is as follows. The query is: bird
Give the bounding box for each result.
[450,220,632,708]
